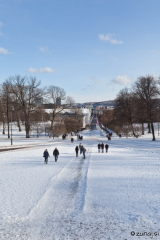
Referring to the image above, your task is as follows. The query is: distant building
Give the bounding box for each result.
[56,97,61,106]
[35,97,43,107]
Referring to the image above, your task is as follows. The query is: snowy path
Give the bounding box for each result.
[1,129,160,239]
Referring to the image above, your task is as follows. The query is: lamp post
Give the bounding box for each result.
[11,106,14,145]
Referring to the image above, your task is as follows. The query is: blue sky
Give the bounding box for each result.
[0,0,160,102]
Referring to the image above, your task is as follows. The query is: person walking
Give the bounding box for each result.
[101,143,104,153]
[43,149,50,164]
[81,145,86,159]
[105,143,109,153]
[53,148,59,162]
[75,146,79,157]
[97,143,101,153]
[79,143,82,154]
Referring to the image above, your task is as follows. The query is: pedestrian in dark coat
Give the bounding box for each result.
[53,148,59,162]
[101,143,104,153]
[97,143,101,153]
[105,143,109,153]
[81,145,86,159]
[43,149,50,164]
[75,146,79,157]
[71,138,74,143]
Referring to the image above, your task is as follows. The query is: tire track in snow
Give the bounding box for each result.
[73,148,92,216]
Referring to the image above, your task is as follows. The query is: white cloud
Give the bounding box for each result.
[0,47,9,54]
[91,77,100,84]
[28,67,56,73]
[40,47,49,53]
[112,75,133,85]
[99,33,124,45]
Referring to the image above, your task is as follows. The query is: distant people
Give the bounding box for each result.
[62,134,66,140]
[71,138,74,143]
[79,135,83,141]
[79,143,82,154]
[119,134,121,138]
[101,143,104,153]
[53,148,59,162]
[43,149,50,164]
[105,143,109,153]
[108,136,111,140]
[81,145,86,159]
[75,146,79,157]
[97,143,101,153]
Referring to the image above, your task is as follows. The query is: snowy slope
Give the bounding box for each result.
[0,127,160,239]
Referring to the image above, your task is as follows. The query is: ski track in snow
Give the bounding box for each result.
[0,128,160,239]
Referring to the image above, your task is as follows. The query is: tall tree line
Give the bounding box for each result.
[0,75,79,138]
[114,75,160,141]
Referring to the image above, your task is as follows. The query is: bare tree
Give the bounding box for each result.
[0,96,6,134]
[132,97,147,135]
[66,96,75,107]
[53,123,66,137]
[8,75,44,138]
[1,81,12,138]
[46,86,66,130]
[114,88,136,135]
[64,117,82,133]
[132,75,160,141]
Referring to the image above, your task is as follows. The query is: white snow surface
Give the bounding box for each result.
[0,125,160,239]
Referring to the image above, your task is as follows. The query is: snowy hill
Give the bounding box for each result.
[0,126,160,239]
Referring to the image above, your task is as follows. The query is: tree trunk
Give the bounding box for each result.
[50,119,54,130]
[148,122,151,133]
[3,121,5,134]
[151,122,156,141]
[25,122,30,138]
[131,123,135,135]
[17,112,22,132]
[7,105,10,138]
[142,123,144,135]
[7,120,10,138]
[50,112,55,130]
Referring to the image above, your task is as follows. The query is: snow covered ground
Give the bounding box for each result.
[0,125,160,239]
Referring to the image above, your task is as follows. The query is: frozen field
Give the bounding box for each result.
[0,126,160,239]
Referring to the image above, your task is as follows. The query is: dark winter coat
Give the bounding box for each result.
[43,150,49,158]
[53,149,59,156]
[105,144,109,149]
[81,146,86,153]
[101,143,104,149]
[75,146,79,153]
[97,144,101,149]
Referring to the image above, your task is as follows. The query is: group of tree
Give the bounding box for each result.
[99,75,160,141]
[0,75,83,138]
